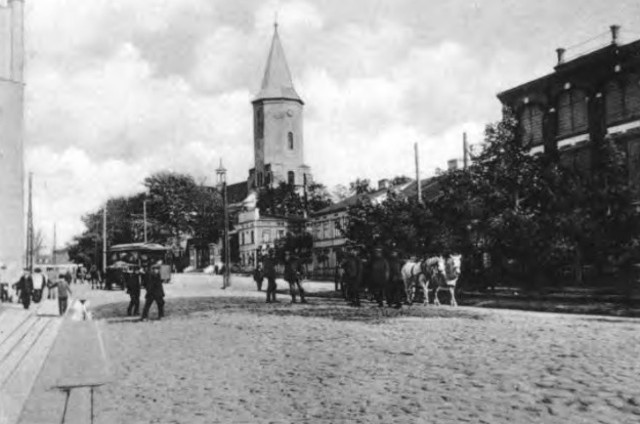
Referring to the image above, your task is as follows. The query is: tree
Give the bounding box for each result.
[332,184,351,202]
[274,232,314,264]
[256,182,306,216]
[349,178,373,195]
[390,175,412,186]
[306,182,333,212]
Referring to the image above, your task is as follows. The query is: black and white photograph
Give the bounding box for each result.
[1,0,640,423]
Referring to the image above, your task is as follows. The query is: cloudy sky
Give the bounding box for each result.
[22,0,640,248]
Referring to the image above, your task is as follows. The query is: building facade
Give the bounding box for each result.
[0,0,24,282]
[498,25,640,198]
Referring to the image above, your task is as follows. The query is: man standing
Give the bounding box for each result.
[263,250,278,303]
[31,268,46,303]
[15,269,33,309]
[56,273,73,316]
[283,250,307,304]
[343,248,363,307]
[127,266,143,316]
[369,247,390,307]
[253,263,264,291]
[386,250,404,308]
[141,264,165,320]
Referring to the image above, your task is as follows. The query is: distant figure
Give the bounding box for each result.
[369,248,390,307]
[141,265,165,320]
[343,248,363,307]
[127,267,143,316]
[55,273,73,316]
[253,264,264,291]
[31,268,46,304]
[76,266,85,284]
[283,251,307,304]
[386,250,404,308]
[46,274,57,300]
[15,269,33,309]
[263,250,278,303]
[89,264,101,290]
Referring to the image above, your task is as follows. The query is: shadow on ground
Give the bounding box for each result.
[92,292,488,324]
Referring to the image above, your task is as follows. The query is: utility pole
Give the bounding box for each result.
[26,172,34,271]
[463,132,469,170]
[143,199,148,243]
[102,206,107,275]
[414,142,422,204]
[217,160,230,289]
[52,223,57,265]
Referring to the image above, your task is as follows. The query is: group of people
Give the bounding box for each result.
[339,247,405,308]
[123,262,165,320]
[14,268,73,315]
[252,249,307,304]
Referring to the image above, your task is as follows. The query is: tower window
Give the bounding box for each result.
[288,171,295,186]
[288,132,294,150]
[257,172,263,187]
[256,107,264,139]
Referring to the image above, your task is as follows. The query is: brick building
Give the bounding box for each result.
[497,25,640,198]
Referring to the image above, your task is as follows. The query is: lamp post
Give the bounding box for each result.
[216,160,230,289]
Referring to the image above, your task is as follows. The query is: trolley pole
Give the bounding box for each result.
[102,206,107,276]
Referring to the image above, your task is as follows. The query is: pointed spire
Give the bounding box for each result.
[254,25,302,103]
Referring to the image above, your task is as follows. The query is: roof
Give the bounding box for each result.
[253,25,302,104]
[312,182,413,217]
[109,243,168,252]
[226,181,249,205]
[401,177,443,202]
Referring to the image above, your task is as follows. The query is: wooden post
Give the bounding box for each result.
[143,199,148,243]
[102,206,107,275]
[415,142,422,204]
[463,132,469,170]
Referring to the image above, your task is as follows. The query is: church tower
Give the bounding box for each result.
[0,0,25,281]
[250,24,311,190]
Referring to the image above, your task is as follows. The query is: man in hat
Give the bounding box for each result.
[342,247,363,307]
[386,249,404,308]
[127,266,143,316]
[141,264,165,320]
[283,250,307,304]
[253,263,264,291]
[15,269,33,309]
[263,249,278,303]
[369,247,390,307]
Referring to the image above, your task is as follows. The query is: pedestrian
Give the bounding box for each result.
[263,250,278,303]
[76,266,85,284]
[31,268,46,303]
[141,263,165,320]
[369,247,390,307]
[386,250,404,308]
[127,266,142,316]
[55,273,73,316]
[89,264,101,290]
[343,247,363,307]
[46,274,57,300]
[15,269,33,309]
[284,250,307,304]
[253,263,264,291]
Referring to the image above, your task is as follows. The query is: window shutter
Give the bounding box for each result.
[557,92,572,137]
[572,90,588,133]
[605,81,624,124]
[624,76,640,118]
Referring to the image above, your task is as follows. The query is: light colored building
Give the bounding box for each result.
[236,208,305,270]
[0,0,24,282]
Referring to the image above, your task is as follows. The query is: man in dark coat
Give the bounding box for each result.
[253,263,264,291]
[343,248,363,307]
[127,266,143,316]
[16,269,33,309]
[141,264,165,320]
[283,251,307,304]
[386,250,404,308]
[369,247,390,307]
[263,250,278,303]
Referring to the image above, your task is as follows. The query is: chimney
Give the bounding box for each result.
[610,25,621,45]
[378,179,390,190]
[556,48,566,65]
[447,159,459,171]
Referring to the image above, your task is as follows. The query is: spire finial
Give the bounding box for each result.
[274,11,279,30]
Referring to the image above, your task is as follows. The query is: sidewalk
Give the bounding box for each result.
[0,298,63,424]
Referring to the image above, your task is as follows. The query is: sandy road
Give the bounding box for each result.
[85,274,640,424]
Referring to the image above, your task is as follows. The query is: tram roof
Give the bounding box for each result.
[109,243,169,252]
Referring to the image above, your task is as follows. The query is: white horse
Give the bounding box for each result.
[433,254,462,307]
[401,256,446,305]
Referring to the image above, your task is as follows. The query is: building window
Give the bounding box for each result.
[323,222,330,239]
[262,230,270,243]
[557,88,588,138]
[277,230,285,240]
[624,76,640,118]
[241,232,245,245]
[605,81,624,125]
[288,132,294,150]
[257,172,263,187]
[519,105,544,146]
[251,231,255,244]
[288,171,295,186]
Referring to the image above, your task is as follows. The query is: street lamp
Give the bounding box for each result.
[216,159,231,289]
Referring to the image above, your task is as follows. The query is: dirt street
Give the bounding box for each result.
[87,274,640,424]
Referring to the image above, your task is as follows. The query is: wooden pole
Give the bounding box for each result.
[143,199,148,243]
[415,142,422,204]
[26,172,33,271]
[223,179,231,288]
[102,206,107,275]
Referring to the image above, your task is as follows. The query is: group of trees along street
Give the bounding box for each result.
[343,111,640,289]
